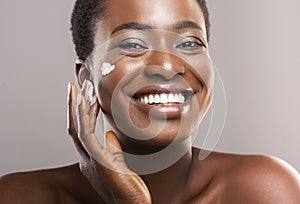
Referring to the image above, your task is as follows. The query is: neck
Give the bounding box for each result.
[116,131,194,202]
[141,149,193,203]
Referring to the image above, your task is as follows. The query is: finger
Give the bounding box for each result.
[67,82,78,137]
[67,82,89,158]
[105,131,125,163]
[78,82,129,172]
[80,132,127,173]
[83,79,100,132]
[78,80,101,136]
[77,97,120,165]
[77,88,93,138]
[90,97,100,132]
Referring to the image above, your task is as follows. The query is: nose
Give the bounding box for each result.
[144,51,185,80]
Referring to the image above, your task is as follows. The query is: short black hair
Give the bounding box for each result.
[70,0,210,60]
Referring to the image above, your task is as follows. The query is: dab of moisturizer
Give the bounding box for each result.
[101,62,115,76]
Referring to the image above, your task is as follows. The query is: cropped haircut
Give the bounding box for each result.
[70,0,210,60]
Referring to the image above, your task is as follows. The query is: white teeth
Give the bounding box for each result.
[154,94,160,103]
[149,95,154,104]
[175,94,179,102]
[168,94,176,103]
[160,93,168,103]
[144,96,149,104]
[137,93,186,105]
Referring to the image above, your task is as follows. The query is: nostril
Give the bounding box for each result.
[144,64,185,80]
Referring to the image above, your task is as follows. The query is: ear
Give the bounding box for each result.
[75,59,92,88]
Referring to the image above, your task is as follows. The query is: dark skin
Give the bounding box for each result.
[1,0,300,203]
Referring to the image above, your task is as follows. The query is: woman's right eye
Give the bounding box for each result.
[117,39,148,53]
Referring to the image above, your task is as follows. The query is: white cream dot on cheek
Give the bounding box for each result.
[101,62,115,76]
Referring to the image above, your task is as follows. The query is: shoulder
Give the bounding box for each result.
[221,154,300,203]
[0,164,89,204]
[190,149,300,203]
[0,170,59,203]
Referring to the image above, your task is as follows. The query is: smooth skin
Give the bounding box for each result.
[1,0,300,203]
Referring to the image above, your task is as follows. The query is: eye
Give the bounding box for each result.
[177,41,202,49]
[117,38,149,54]
[175,36,206,53]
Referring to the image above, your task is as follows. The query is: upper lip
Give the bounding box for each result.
[129,84,196,100]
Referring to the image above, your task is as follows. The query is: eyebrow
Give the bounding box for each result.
[110,20,203,36]
[110,22,153,35]
[173,21,203,31]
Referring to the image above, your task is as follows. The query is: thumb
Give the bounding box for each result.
[105,131,125,163]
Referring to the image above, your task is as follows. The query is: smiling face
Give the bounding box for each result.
[88,0,214,146]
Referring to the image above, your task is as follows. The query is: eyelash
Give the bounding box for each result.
[118,42,148,51]
[117,38,149,55]
[175,37,206,50]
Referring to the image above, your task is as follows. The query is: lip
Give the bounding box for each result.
[129,84,197,119]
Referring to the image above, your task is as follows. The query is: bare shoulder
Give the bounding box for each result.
[0,164,101,204]
[190,148,300,203]
[218,153,300,203]
[0,167,62,204]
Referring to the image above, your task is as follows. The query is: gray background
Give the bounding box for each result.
[0,0,299,175]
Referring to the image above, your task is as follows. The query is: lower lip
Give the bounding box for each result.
[131,97,193,119]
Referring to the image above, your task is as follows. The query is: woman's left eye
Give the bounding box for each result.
[176,37,205,51]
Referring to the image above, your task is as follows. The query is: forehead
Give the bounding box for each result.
[95,0,205,44]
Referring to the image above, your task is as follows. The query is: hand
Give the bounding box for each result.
[67,80,151,204]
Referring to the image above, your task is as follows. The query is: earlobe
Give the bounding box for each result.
[75,59,92,88]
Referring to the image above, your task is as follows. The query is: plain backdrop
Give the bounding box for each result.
[0,0,299,175]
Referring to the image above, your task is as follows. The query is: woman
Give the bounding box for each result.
[1,0,300,203]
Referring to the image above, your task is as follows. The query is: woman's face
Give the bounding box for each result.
[90,0,214,145]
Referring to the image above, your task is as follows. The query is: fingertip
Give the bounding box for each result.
[68,82,78,104]
[105,131,115,140]
[68,82,76,91]
[105,131,122,150]
[105,131,117,145]
[71,83,78,98]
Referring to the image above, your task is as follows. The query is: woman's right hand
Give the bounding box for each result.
[67,80,151,204]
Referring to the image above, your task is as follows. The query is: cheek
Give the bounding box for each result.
[186,54,214,91]
[95,58,146,113]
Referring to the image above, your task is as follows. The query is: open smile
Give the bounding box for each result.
[129,84,197,118]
